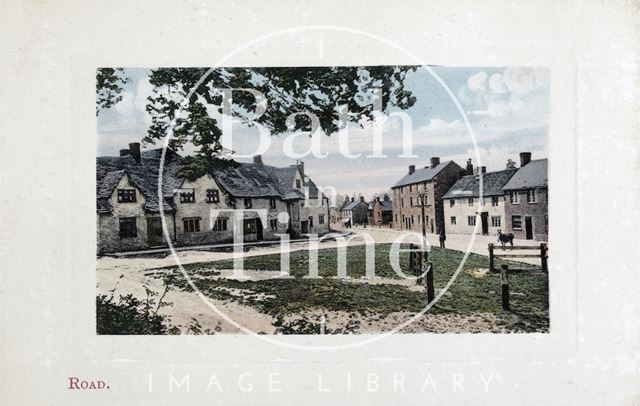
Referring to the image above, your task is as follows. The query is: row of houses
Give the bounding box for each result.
[97,143,330,254]
[333,194,393,227]
[389,152,548,241]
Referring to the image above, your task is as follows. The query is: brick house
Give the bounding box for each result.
[367,195,393,226]
[391,157,462,234]
[97,144,330,254]
[502,153,548,241]
[442,166,517,236]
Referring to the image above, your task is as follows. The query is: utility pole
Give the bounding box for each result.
[417,192,428,241]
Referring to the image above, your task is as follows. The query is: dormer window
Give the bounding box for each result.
[206,189,220,203]
[180,189,195,203]
[244,198,252,209]
[117,189,136,203]
[295,179,301,189]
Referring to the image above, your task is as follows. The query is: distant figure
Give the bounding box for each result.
[439,229,446,249]
[497,229,515,249]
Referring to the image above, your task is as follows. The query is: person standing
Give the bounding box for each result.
[439,229,446,249]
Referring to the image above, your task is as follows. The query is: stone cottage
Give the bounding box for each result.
[442,166,517,236]
[368,195,393,226]
[97,144,330,254]
[340,196,369,226]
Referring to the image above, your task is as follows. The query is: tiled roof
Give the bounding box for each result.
[392,161,461,188]
[443,169,518,199]
[502,159,548,190]
[96,149,325,214]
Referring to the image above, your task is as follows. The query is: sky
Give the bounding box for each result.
[97,66,549,200]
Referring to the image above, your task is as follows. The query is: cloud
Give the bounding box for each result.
[489,73,508,93]
[114,90,134,115]
[467,71,488,92]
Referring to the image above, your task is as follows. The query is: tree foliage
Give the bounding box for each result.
[96,68,130,116]
[142,66,418,158]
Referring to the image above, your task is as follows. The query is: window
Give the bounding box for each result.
[450,199,455,207]
[180,189,195,203]
[411,215,414,225]
[118,217,137,238]
[512,215,523,230]
[117,189,136,203]
[319,215,325,224]
[401,198,404,208]
[468,197,474,206]
[527,190,537,203]
[468,216,476,226]
[409,185,412,192]
[491,196,499,206]
[206,189,220,203]
[510,191,519,204]
[244,198,252,209]
[244,219,257,233]
[491,216,501,227]
[270,219,278,231]
[183,218,200,233]
[395,214,398,223]
[269,198,277,209]
[410,197,413,207]
[309,216,314,227]
[212,218,227,231]
[295,179,301,188]
[450,216,456,225]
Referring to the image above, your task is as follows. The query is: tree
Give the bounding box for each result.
[96,68,130,116]
[506,158,517,169]
[141,66,418,159]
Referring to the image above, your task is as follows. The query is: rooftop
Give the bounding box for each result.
[502,159,548,190]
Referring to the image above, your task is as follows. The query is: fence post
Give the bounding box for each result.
[540,243,548,273]
[501,264,510,311]
[488,243,494,273]
[426,262,435,303]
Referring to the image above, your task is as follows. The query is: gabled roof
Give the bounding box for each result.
[443,168,518,199]
[343,200,367,211]
[97,148,326,214]
[502,159,548,191]
[96,149,182,214]
[392,161,461,188]
[380,199,393,212]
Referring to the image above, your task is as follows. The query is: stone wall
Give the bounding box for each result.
[503,188,548,241]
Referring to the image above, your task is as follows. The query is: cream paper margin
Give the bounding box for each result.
[0,0,638,404]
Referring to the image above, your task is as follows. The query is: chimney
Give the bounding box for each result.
[296,159,305,179]
[408,165,416,175]
[119,149,130,157]
[519,152,532,167]
[351,197,355,202]
[360,196,365,203]
[458,169,468,179]
[474,166,487,175]
[430,157,440,168]
[465,158,473,175]
[253,154,263,166]
[129,142,141,163]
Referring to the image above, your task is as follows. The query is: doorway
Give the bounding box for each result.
[524,216,533,239]
[481,212,489,235]
[146,217,164,246]
[256,218,263,241]
[301,220,309,234]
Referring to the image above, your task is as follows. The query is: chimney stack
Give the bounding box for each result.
[430,157,440,168]
[465,158,473,175]
[129,143,141,163]
[360,196,365,203]
[519,152,532,167]
[474,166,487,175]
[253,155,263,166]
[119,149,130,157]
[408,165,416,175]
[351,197,355,202]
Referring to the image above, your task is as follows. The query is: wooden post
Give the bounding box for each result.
[488,243,494,273]
[426,262,435,303]
[540,243,548,273]
[501,264,510,311]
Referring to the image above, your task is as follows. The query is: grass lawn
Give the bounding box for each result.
[147,244,549,333]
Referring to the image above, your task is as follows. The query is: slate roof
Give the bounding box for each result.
[380,199,393,212]
[97,149,325,214]
[443,169,518,199]
[502,159,548,191]
[343,200,367,211]
[392,161,460,188]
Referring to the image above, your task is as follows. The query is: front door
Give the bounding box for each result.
[481,212,489,235]
[301,220,309,234]
[146,217,164,246]
[524,216,533,239]
[256,218,263,241]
